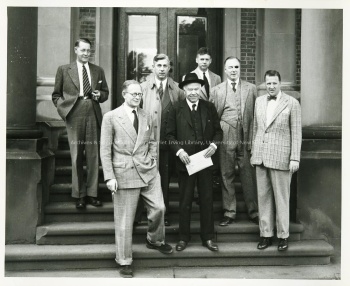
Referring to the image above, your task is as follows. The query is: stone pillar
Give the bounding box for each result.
[297,10,342,250]
[6,7,54,244]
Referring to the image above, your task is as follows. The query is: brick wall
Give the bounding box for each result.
[79,7,96,63]
[240,8,256,84]
[296,9,301,86]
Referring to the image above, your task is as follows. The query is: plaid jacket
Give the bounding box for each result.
[251,92,301,171]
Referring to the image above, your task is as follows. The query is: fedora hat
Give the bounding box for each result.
[179,73,205,90]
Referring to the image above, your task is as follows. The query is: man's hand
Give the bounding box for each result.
[106,179,118,193]
[289,161,299,173]
[92,90,101,102]
[179,150,191,165]
[204,145,216,158]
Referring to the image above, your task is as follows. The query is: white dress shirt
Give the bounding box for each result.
[123,103,138,124]
[77,61,92,96]
[227,77,240,90]
[266,90,281,126]
[195,67,211,87]
[155,77,168,90]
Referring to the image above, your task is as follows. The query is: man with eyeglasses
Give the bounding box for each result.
[210,56,259,226]
[140,54,185,226]
[100,80,173,278]
[52,38,109,209]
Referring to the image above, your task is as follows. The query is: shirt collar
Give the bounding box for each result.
[123,103,138,114]
[196,67,209,77]
[227,77,239,86]
[186,98,199,110]
[76,61,89,68]
[154,77,168,89]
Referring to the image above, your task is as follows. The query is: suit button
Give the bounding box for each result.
[155,111,157,114]
[131,166,134,169]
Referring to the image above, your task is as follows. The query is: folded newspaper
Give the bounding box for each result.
[185,149,213,176]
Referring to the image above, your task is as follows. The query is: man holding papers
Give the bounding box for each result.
[166,73,223,252]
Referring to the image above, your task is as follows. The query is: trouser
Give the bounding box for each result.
[256,165,291,239]
[159,148,175,217]
[66,99,99,198]
[113,174,165,265]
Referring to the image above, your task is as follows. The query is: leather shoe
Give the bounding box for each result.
[146,239,173,254]
[75,197,86,209]
[119,265,133,278]
[202,240,219,251]
[164,218,170,226]
[257,237,272,250]
[176,240,188,251]
[219,216,235,226]
[278,238,288,251]
[86,196,102,207]
[250,216,259,225]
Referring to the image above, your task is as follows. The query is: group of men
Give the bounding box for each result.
[52,38,302,278]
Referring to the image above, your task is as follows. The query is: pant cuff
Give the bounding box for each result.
[115,258,132,266]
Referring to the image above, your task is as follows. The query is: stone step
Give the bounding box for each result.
[43,201,248,223]
[49,182,241,202]
[36,221,304,245]
[5,240,334,271]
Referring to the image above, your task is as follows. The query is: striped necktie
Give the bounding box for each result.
[83,65,92,97]
[159,81,163,100]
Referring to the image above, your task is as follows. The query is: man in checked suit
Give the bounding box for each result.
[184,47,221,100]
[100,80,173,278]
[140,54,185,226]
[52,38,109,209]
[210,56,259,226]
[251,70,301,251]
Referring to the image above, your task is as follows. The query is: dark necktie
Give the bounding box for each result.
[132,110,138,134]
[159,81,163,100]
[192,104,196,112]
[231,81,236,92]
[203,72,210,97]
[83,65,92,97]
[267,95,277,101]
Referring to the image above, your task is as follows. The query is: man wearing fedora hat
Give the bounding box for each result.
[166,73,223,252]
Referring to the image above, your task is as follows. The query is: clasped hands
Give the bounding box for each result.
[178,145,216,165]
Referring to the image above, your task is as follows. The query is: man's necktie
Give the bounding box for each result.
[159,81,163,100]
[203,73,210,97]
[231,81,236,93]
[267,95,277,101]
[132,110,138,134]
[192,104,196,112]
[83,65,92,97]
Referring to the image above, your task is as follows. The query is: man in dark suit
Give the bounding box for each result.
[52,38,109,209]
[166,73,223,252]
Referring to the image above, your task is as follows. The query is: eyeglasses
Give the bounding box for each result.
[125,92,143,98]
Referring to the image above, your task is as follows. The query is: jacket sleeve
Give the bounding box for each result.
[290,99,302,162]
[147,116,158,160]
[251,99,258,155]
[165,104,182,155]
[209,103,223,146]
[52,66,63,107]
[247,84,257,151]
[100,113,116,182]
[98,67,109,103]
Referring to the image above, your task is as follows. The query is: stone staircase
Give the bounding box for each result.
[5,133,334,272]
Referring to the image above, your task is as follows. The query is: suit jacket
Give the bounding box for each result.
[251,92,302,171]
[100,106,158,189]
[52,62,109,126]
[183,69,222,100]
[141,74,185,154]
[166,99,223,172]
[210,80,257,150]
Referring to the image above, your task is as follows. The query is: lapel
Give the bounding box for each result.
[199,100,208,132]
[240,80,249,115]
[218,81,229,114]
[89,63,99,90]
[133,109,147,152]
[266,92,289,129]
[208,70,216,87]
[116,106,137,143]
[166,77,176,105]
[68,62,80,91]
[180,99,193,128]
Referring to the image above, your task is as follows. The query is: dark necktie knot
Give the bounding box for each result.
[158,81,164,100]
[192,104,196,111]
[231,81,236,92]
[267,95,277,101]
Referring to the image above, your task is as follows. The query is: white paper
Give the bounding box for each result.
[185,149,213,176]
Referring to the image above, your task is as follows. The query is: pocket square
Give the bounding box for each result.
[98,80,102,83]
[146,125,150,131]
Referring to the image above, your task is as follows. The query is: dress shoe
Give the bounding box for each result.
[250,216,259,225]
[202,240,219,251]
[86,196,102,207]
[119,265,133,278]
[146,239,173,254]
[164,218,170,226]
[257,237,272,250]
[219,216,235,226]
[75,197,86,209]
[176,240,188,251]
[278,238,288,251]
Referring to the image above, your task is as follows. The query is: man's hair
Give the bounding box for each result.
[122,80,141,93]
[197,47,211,57]
[264,70,281,82]
[153,54,170,64]
[224,56,241,66]
[75,38,92,47]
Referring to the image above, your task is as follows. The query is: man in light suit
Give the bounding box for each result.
[210,56,259,226]
[166,73,223,252]
[52,38,109,209]
[251,70,301,251]
[184,47,221,100]
[100,80,173,278]
[140,54,185,226]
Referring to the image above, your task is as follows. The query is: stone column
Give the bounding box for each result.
[6,7,54,244]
